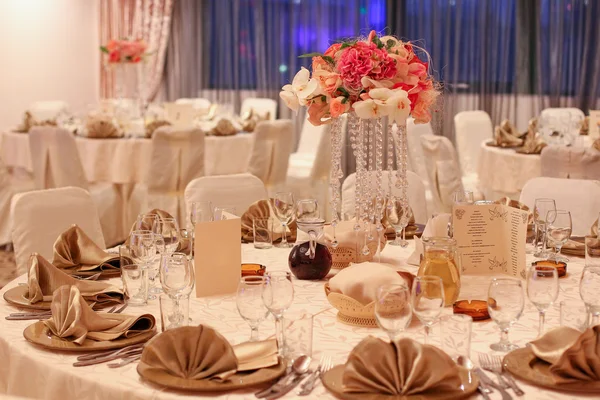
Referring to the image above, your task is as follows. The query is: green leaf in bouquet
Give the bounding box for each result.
[100,46,109,54]
[386,39,396,50]
[336,86,350,97]
[298,52,324,58]
[372,35,384,49]
[321,55,335,65]
[340,41,357,50]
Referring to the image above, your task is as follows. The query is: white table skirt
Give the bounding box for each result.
[0,242,593,399]
[1,131,254,184]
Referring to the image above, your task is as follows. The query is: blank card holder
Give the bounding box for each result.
[194,215,241,297]
[164,102,195,129]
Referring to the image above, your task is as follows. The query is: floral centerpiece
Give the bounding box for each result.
[280,30,439,254]
[100,38,150,63]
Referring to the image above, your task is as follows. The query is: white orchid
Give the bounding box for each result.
[353,99,388,119]
[385,89,412,123]
[279,89,299,112]
[280,67,319,112]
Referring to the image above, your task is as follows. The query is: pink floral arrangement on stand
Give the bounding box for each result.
[280,30,439,125]
[100,38,149,63]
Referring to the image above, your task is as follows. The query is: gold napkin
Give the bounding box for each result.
[343,336,463,395]
[238,108,271,133]
[580,116,589,135]
[52,225,121,273]
[491,119,524,148]
[43,285,155,345]
[232,339,279,371]
[530,326,600,383]
[86,114,122,138]
[593,138,600,152]
[380,200,418,236]
[145,120,171,138]
[27,253,123,304]
[14,111,57,133]
[516,118,547,155]
[240,199,297,243]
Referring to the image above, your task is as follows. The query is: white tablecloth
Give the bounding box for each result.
[0,242,594,399]
[1,131,254,184]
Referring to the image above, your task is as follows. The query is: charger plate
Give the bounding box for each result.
[23,320,156,352]
[136,360,286,392]
[321,365,478,400]
[4,285,120,310]
[504,347,600,393]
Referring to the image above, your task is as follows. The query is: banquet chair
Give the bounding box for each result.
[175,98,211,114]
[0,157,35,245]
[129,126,205,225]
[406,118,435,213]
[184,173,267,223]
[341,171,428,225]
[28,100,69,121]
[519,177,600,236]
[540,146,600,181]
[10,187,105,275]
[240,98,277,120]
[248,120,294,195]
[28,127,124,246]
[454,111,493,191]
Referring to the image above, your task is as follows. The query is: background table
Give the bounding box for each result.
[1,131,254,184]
[0,242,593,399]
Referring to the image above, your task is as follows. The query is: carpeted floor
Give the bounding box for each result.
[0,250,17,289]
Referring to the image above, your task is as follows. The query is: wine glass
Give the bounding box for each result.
[546,210,572,262]
[296,199,319,221]
[411,276,444,344]
[262,271,294,355]
[190,201,213,227]
[527,265,559,336]
[386,198,413,248]
[159,252,195,325]
[533,198,556,258]
[237,276,269,341]
[273,192,295,248]
[375,283,412,341]
[153,217,180,254]
[134,213,159,233]
[580,266,600,326]
[488,278,524,352]
[452,190,474,205]
[130,230,156,300]
[213,206,237,221]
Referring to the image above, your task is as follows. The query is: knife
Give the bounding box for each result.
[475,367,513,400]
[264,372,309,400]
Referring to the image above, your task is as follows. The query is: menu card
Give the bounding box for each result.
[194,211,241,297]
[589,110,600,139]
[164,103,195,129]
[453,204,529,279]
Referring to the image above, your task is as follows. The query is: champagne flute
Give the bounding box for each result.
[386,198,413,248]
[262,271,294,355]
[237,276,269,341]
[527,265,559,336]
[580,266,600,326]
[375,283,412,341]
[273,192,295,248]
[546,210,572,262]
[533,198,556,258]
[296,199,319,221]
[130,230,156,299]
[411,276,444,344]
[488,278,524,351]
[153,217,180,254]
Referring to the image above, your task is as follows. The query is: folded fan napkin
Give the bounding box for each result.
[238,108,271,133]
[407,213,451,266]
[240,199,297,243]
[85,114,122,138]
[145,120,171,138]
[530,326,600,383]
[53,225,121,273]
[27,253,123,304]
[491,119,524,148]
[581,116,589,135]
[343,336,463,395]
[516,118,547,155]
[43,285,154,345]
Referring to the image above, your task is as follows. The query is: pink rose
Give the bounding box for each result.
[307,98,330,126]
[108,50,121,63]
[313,69,342,97]
[330,96,350,118]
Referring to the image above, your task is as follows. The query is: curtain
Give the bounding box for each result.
[100,0,174,101]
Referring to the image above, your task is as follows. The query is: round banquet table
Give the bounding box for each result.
[0,243,595,399]
[0,131,254,184]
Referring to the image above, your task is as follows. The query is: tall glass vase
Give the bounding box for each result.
[113,62,144,121]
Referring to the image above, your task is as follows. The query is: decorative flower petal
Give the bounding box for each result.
[369,88,394,101]
[279,90,299,112]
[291,67,311,90]
[353,99,388,119]
[296,78,319,99]
[282,84,293,92]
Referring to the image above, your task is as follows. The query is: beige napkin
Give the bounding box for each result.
[329,262,414,305]
[407,213,451,266]
[240,199,297,243]
[14,111,57,133]
[580,116,589,135]
[530,326,600,383]
[53,225,121,273]
[491,119,524,148]
[85,114,122,138]
[233,339,279,371]
[43,285,155,345]
[343,336,463,395]
[199,117,242,136]
[594,138,600,152]
[238,108,271,132]
[145,120,171,138]
[27,253,123,304]
[516,118,547,155]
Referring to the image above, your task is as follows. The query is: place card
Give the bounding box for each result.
[589,110,600,139]
[453,204,529,279]
[164,103,195,129]
[194,212,241,297]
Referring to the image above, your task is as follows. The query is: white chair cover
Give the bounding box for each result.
[540,146,600,181]
[540,108,586,136]
[341,171,428,224]
[406,118,434,185]
[0,157,34,245]
[248,120,294,193]
[130,126,205,225]
[240,98,277,120]
[175,98,211,112]
[28,127,123,246]
[519,177,600,236]
[184,173,267,221]
[28,101,69,121]
[10,187,105,275]
[454,110,493,177]
[295,114,329,155]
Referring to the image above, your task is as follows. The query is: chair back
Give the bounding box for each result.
[28,101,69,121]
[540,108,585,136]
[541,146,600,181]
[296,114,329,154]
[519,177,600,236]
[248,120,294,191]
[11,187,105,275]
[454,110,493,177]
[175,98,211,112]
[406,118,434,185]
[241,98,277,120]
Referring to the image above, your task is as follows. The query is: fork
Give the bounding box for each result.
[489,354,524,396]
[478,353,510,389]
[298,354,333,396]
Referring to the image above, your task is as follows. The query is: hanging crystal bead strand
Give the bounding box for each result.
[360,119,371,256]
[374,118,385,261]
[328,117,343,248]
[393,121,410,226]
[386,121,396,208]
[366,119,375,242]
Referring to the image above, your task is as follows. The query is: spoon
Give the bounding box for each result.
[457,356,491,400]
[255,355,311,398]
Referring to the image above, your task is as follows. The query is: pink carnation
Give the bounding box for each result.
[337,42,397,92]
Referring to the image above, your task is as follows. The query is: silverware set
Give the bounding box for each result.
[74,343,144,367]
[475,353,525,399]
[6,303,128,321]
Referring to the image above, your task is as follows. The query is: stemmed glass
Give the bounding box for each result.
[190,201,213,226]
[546,210,572,262]
[386,198,413,248]
[262,271,294,355]
[237,276,269,341]
[533,198,556,258]
[153,217,180,254]
[580,266,600,326]
[411,276,444,344]
[273,192,295,248]
[375,284,412,341]
[134,213,159,232]
[488,278,524,352]
[159,252,195,325]
[214,206,237,221]
[130,230,156,299]
[296,199,319,221]
[527,265,559,336]
[452,190,474,205]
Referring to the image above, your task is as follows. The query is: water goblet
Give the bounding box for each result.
[452,190,474,205]
[527,265,559,336]
[386,198,413,247]
[533,198,556,258]
[546,210,572,262]
[375,283,412,341]
[190,201,213,227]
[411,276,444,345]
[262,271,294,355]
[488,278,524,351]
[296,199,319,221]
[237,276,269,341]
[580,265,600,326]
[153,217,180,254]
[130,230,156,299]
[273,192,295,248]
